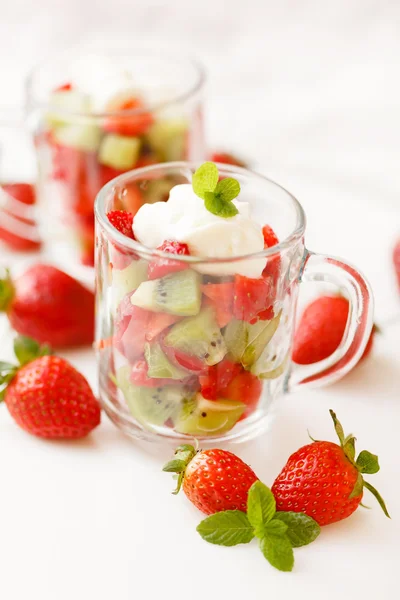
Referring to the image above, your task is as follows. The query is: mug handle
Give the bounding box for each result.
[286,250,374,391]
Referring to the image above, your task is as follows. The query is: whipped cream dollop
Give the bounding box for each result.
[133,184,265,277]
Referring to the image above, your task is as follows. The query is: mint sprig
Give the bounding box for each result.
[192,162,240,218]
[196,481,321,572]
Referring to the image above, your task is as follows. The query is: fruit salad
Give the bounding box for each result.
[33,56,204,266]
[99,162,292,439]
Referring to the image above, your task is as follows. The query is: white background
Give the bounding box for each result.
[0,1,399,599]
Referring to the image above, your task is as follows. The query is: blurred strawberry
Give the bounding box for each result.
[393,239,400,292]
[0,183,41,251]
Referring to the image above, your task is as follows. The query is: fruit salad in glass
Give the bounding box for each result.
[95,162,373,443]
[27,49,205,267]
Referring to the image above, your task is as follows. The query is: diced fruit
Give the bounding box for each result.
[210,152,247,167]
[146,119,188,161]
[148,240,190,280]
[53,123,102,152]
[117,305,149,362]
[146,312,181,342]
[99,134,141,170]
[224,311,281,368]
[46,90,91,128]
[131,269,201,316]
[233,275,275,323]
[144,341,188,380]
[111,259,148,313]
[262,224,281,286]
[121,183,143,215]
[103,94,154,137]
[222,371,262,419]
[166,349,206,373]
[199,359,242,400]
[262,224,279,248]
[117,365,193,428]
[174,394,245,436]
[130,358,184,388]
[164,307,227,367]
[107,210,134,238]
[202,282,234,328]
[251,343,289,379]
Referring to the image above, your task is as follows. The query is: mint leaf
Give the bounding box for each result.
[265,519,288,536]
[204,192,239,218]
[356,450,380,474]
[197,510,255,546]
[215,177,240,202]
[274,512,321,548]
[192,162,219,200]
[247,481,276,537]
[259,532,294,572]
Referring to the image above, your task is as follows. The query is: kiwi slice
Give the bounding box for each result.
[164,307,227,366]
[117,365,192,428]
[131,269,201,316]
[111,259,148,314]
[224,311,281,368]
[46,90,91,128]
[53,123,102,152]
[99,134,141,170]
[174,394,245,436]
[146,119,188,161]
[144,341,188,380]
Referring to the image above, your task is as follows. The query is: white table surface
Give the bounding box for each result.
[1,2,399,599]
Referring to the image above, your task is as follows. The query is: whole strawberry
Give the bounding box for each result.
[0,264,94,348]
[292,295,375,365]
[163,444,258,514]
[0,336,100,439]
[393,239,400,292]
[272,410,389,526]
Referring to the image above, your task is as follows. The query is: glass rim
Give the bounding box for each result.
[94,161,306,264]
[26,48,205,119]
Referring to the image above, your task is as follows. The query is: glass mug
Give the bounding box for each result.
[26,47,205,269]
[95,162,373,444]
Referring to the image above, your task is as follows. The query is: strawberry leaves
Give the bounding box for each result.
[328,410,390,516]
[192,162,240,218]
[196,481,320,572]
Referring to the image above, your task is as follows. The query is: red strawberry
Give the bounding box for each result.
[262,224,281,294]
[210,152,247,168]
[393,239,400,292]
[262,224,279,248]
[55,82,73,91]
[233,275,275,323]
[222,370,262,419]
[130,358,185,387]
[272,410,389,526]
[292,295,375,365]
[107,210,135,239]
[163,445,258,515]
[103,96,154,137]
[202,282,234,328]
[0,265,94,348]
[148,240,190,280]
[199,359,242,400]
[0,336,100,439]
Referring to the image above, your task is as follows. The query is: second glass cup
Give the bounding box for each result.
[95,162,373,444]
[27,47,205,268]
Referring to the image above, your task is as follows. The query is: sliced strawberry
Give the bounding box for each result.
[107,210,135,239]
[169,349,206,373]
[222,371,262,419]
[103,96,154,137]
[148,240,190,280]
[233,275,275,323]
[202,282,234,328]
[199,359,242,400]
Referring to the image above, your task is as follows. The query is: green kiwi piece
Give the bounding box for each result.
[224,311,282,368]
[146,119,188,161]
[130,269,201,316]
[174,394,245,436]
[163,306,227,366]
[98,134,141,170]
[144,341,188,380]
[53,123,102,152]
[111,259,148,314]
[46,90,91,128]
[117,365,192,428]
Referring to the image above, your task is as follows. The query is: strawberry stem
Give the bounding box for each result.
[163,444,197,494]
[0,269,15,312]
[363,481,391,518]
